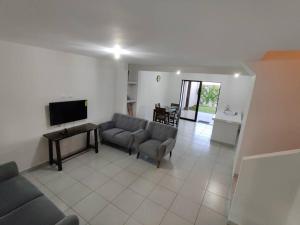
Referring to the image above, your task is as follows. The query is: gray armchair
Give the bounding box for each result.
[134,122,178,168]
[99,113,148,154]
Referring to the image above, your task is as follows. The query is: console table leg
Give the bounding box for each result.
[94,129,98,153]
[48,140,54,165]
[55,141,62,171]
[86,131,91,148]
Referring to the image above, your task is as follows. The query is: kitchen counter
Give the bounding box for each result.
[211,112,242,146]
[213,112,242,124]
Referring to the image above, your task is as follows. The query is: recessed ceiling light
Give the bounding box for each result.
[113,44,121,60]
[234,73,240,78]
[102,44,130,60]
[176,70,181,75]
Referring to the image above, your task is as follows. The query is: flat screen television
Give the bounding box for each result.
[49,100,87,126]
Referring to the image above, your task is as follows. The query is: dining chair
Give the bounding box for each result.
[169,107,181,127]
[175,108,181,127]
[153,107,169,124]
[153,104,161,121]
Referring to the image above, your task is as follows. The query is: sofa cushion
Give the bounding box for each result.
[102,128,124,143]
[139,139,162,158]
[113,113,147,132]
[0,176,42,217]
[0,195,64,225]
[148,122,178,142]
[113,131,132,148]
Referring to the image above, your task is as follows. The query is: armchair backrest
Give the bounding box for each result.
[147,122,177,142]
[112,113,147,132]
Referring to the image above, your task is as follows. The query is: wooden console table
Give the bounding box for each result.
[43,123,98,171]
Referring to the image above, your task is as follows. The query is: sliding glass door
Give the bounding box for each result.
[198,82,221,124]
[179,80,221,123]
[179,80,202,121]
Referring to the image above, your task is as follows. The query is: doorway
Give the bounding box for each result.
[179,80,221,124]
[179,80,201,121]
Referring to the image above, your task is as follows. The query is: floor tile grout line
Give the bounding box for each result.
[193,143,223,225]
[119,158,172,225]
[202,145,234,218]
[158,146,206,225]
[86,157,153,225]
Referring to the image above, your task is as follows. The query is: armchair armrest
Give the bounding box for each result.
[55,215,79,225]
[98,121,115,133]
[158,138,176,158]
[0,161,19,182]
[133,130,150,146]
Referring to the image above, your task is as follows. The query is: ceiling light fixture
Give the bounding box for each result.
[234,73,240,78]
[102,44,131,60]
[113,44,121,60]
[176,70,181,75]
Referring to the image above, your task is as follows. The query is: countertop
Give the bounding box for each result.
[213,112,242,124]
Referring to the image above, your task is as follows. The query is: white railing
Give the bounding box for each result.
[228,149,300,225]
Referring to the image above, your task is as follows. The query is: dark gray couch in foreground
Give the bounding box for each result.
[134,121,178,168]
[0,162,78,225]
[99,113,147,154]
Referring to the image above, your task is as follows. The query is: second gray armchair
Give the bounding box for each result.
[134,122,178,168]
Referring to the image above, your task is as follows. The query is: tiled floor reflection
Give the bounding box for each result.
[24,120,235,225]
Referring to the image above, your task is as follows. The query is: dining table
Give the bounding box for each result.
[161,106,177,113]
[153,106,179,126]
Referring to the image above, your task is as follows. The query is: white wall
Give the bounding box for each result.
[136,71,171,120]
[114,62,128,114]
[136,71,253,120]
[0,40,120,171]
[229,149,300,225]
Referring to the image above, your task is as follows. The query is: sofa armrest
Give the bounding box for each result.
[55,215,79,225]
[126,129,145,150]
[131,129,144,136]
[98,121,115,133]
[0,161,19,182]
[158,138,176,158]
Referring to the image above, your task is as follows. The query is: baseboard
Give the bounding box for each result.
[20,140,102,174]
[20,161,49,174]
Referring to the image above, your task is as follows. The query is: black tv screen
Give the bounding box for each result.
[49,100,87,126]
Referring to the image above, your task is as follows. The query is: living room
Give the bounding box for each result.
[1,1,300,225]
[0,40,235,225]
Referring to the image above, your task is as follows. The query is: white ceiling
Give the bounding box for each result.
[0,0,299,66]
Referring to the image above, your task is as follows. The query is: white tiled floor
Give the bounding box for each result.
[24,120,235,225]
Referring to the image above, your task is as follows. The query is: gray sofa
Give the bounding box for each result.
[99,113,147,154]
[0,162,78,225]
[134,121,178,168]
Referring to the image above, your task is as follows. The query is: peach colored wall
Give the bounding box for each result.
[234,60,300,174]
[262,51,300,60]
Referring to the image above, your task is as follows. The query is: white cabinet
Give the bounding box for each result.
[211,113,241,146]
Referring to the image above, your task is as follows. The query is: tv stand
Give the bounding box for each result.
[61,128,68,135]
[43,123,98,171]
